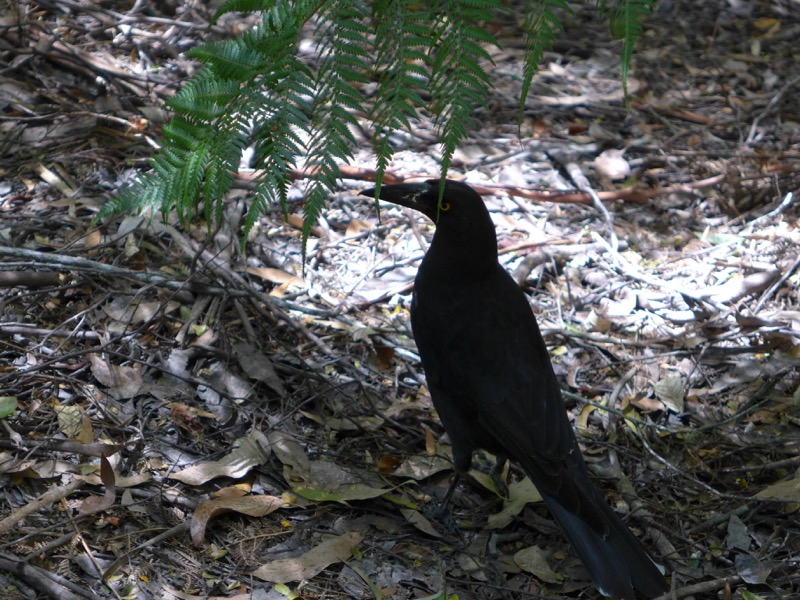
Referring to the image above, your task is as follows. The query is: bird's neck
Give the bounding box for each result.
[424,224,499,280]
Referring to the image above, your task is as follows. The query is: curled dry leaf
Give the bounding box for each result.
[233,341,287,396]
[79,455,116,514]
[270,430,388,502]
[755,477,800,502]
[191,494,289,546]
[514,545,561,584]
[594,149,631,181]
[76,471,150,488]
[87,353,145,400]
[252,531,363,582]
[169,430,271,485]
[653,373,685,413]
[487,477,543,530]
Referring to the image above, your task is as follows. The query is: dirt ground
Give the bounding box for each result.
[1,1,799,599]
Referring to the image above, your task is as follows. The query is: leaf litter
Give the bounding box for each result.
[0,1,799,599]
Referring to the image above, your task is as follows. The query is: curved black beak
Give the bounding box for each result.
[360,181,435,211]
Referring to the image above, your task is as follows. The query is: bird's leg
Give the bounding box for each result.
[491,456,509,499]
[434,472,462,518]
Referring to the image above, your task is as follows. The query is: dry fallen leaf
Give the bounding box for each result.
[79,455,116,514]
[101,298,180,326]
[735,553,772,585]
[400,508,442,538]
[487,477,543,530]
[755,477,800,502]
[233,342,287,396]
[697,270,780,304]
[514,545,561,584]
[594,148,631,181]
[270,430,388,502]
[654,373,685,413]
[191,494,289,546]
[245,266,305,289]
[169,431,272,485]
[252,531,362,582]
[289,460,389,503]
[393,449,454,481]
[345,218,372,236]
[87,354,145,399]
[54,403,84,438]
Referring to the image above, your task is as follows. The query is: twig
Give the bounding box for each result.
[472,174,726,206]
[752,242,800,313]
[596,247,729,314]
[0,323,102,339]
[102,522,190,580]
[746,191,795,229]
[634,422,765,503]
[546,151,619,252]
[0,479,84,536]
[0,271,61,288]
[0,242,335,356]
[0,438,122,457]
[686,505,750,535]
[0,557,84,600]
[746,75,800,145]
[0,245,229,295]
[652,575,742,600]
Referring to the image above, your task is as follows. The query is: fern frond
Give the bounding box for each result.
[211,0,271,21]
[427,0,503,196]
[103,0,650,263]
[166,71,242,123]
[186,39,264,81]
[300,0,370,253]
[608,0,654,96]
[368,0,429,195]
[519,0,571,127]
[101,4,319,233]
[211,0,283,24]
[247,56,314,230]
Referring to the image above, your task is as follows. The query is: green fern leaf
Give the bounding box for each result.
[426,1,503,198]
[518,0,571,127]
[609,0,654,97]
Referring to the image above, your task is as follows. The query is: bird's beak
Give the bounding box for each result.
[360,182,432,211]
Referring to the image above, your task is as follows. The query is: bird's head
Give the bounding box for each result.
[360,179,487,224]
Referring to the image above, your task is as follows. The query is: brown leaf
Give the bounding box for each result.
[87,354,144,399]
[191,494,289,546]
[79,456,116,513]
[654,374,685,413]
[245,266,305,289]
[252,532,362,582]
[755,478,800,502]
[169,431,271,485]
[345,218,372,236]
[514,545,561,583]
[233,342,287,396]
[376,455,401,474]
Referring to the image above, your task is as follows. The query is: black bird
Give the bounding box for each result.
[361,179,668,600]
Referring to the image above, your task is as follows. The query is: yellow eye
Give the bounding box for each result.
[440,202,451,211]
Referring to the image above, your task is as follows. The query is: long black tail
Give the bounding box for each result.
[543,493,668,600]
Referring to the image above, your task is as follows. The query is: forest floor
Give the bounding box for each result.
[1,1,799,599]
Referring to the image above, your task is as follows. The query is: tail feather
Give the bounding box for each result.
[543,494,667,600]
